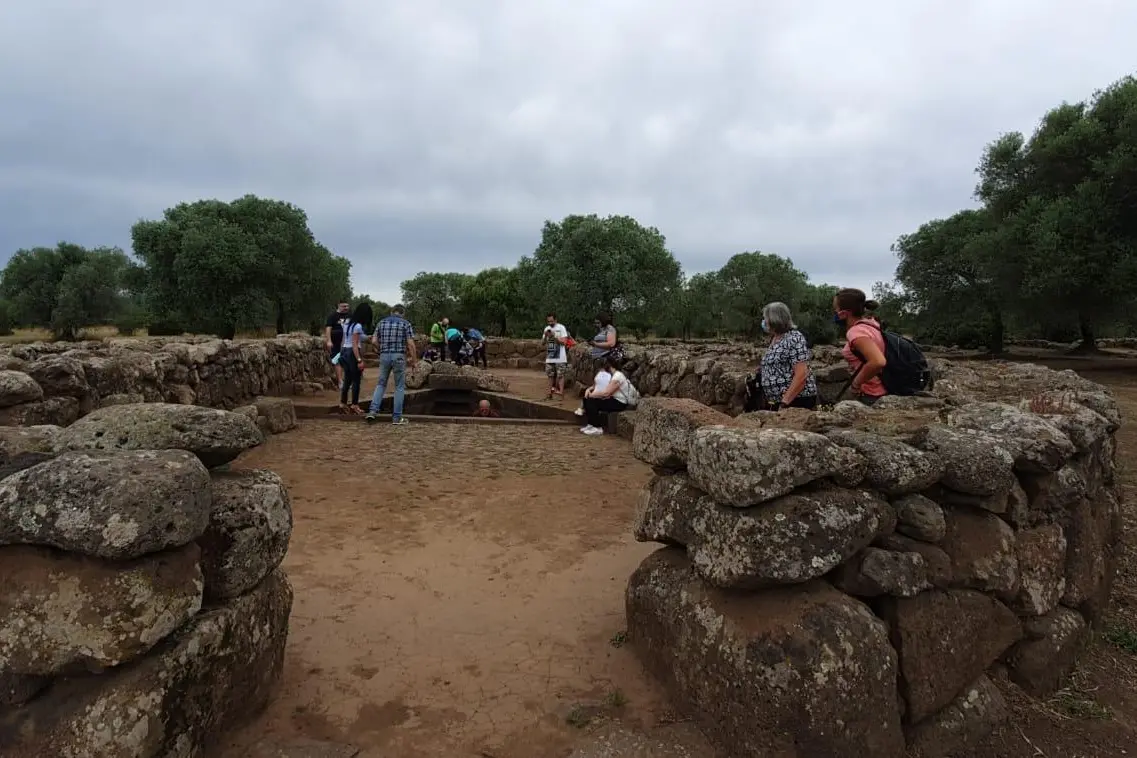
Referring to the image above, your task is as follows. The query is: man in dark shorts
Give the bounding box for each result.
[324,301,350,386]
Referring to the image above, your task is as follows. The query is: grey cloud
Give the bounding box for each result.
[2,0,1135,306]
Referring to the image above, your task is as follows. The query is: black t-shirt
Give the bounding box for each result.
[326,312,348,347]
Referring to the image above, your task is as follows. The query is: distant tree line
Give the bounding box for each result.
[876,74,1137,352]
[2,76,1133,349]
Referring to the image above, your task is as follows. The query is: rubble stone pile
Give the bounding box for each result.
[624,360,1121,758]
[0,403,293,757]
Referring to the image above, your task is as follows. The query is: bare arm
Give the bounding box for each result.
[405,325,418,364]
[593,327,616,348]
[594,376,623,399]
[782,363,810,405]
[324,325,332,346]
[851,337,886,389]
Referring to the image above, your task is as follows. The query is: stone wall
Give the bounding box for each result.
[623,360,1121,757]
[0,402,292,756]
[0,335,334,427]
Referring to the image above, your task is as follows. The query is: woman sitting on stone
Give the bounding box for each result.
[834,287,887,405]
[759,301,819,410]
[580,355,635,435]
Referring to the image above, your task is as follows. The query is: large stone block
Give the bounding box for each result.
[201,470,293,600]
[940,507,1019,599]
[946,403,1075,474]
[52,403,264,468]
[879,589,1021,724]
[630,398,735,469]
[626,548,905,758]
[0,543,203,678]
[905,675,1008,758]
[0,570,292,758]
[826,430,944,496]
[1006,607,1088,696]
[634,474,887,588]
[687,426,864,507]
[0,449,212,560]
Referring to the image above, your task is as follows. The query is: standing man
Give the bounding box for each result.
[466,326,487,369]
[429,317,449,362]
[366,304,418,426]
[542,312,569,401]
[324,301,350,387]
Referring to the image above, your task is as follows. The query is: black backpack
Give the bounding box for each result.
[850,321,933,396]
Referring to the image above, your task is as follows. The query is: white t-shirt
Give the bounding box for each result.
[610,371,632,404]
[543,323,568,363]
[592,370,612,393]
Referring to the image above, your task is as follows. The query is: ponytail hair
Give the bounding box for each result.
[835,288,878,317]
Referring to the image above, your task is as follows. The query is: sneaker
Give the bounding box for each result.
[573,407,584,416]
[392,418,409,426]
[364,413,378,423]
[583,426,604,436]
[580,424,595,434]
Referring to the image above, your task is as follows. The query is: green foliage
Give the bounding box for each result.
[888,74,1137,350]
[0,243,134,340]
[0,299,14,336]
[400,272,475,330]
[131,195,351,339]
[516,214,684,337]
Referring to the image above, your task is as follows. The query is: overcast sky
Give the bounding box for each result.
[1,1,1133,306]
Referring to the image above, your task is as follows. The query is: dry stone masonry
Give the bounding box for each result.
[624,358,1121,758]
[0,334,332,427]
[0,402,294,757]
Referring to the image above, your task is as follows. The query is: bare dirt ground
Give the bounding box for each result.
[216,366,1137,758]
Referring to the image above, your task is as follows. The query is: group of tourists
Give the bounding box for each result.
[426,318,487,368]
[321,285,928,428]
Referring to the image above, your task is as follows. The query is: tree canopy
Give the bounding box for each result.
[885,74,1137,351]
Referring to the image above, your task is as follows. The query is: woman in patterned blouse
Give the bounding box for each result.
[758,302,819,410]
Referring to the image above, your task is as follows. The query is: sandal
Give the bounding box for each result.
[349,404,365,415]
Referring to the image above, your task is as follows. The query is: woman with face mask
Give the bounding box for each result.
[833,288,887,404]
[758,301,818,410]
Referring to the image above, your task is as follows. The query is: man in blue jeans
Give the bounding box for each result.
[365,304,418,425]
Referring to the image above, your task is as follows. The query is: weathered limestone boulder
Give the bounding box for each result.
[0,570,292,758]
[52,403,264,468]
[0,370,43,407]
[826,430,944,496]
[830,547,928,598]
[458,365,510,393]
[635,474,888,588]
[0,543,203,677]
[910,424,1016,496]
[233,404,259,423]
[947,403,1075,473]
[0,449,212,560]
[1040,404,1112,454]
[0,425,59,458]
[252,397,297,434]
[1062,488,1120,622]
[893,494,946,543]
[1032,389,1121,431]
[24,357,88,399]
[687,426,864,507]
[632,398,735,469]
[405,360,433,389]
[627,549,905,758]
[905,675,1008,758]
[876,534,953,587]
[879,589,1021,724]
[1014,464,1087,527]
[1011,524,1066,616]
[0,396,80,427]
[201,470,293,599]
[940,507,1019,598]
[1006,607,1088,696]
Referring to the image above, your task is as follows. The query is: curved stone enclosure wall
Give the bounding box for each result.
[624,359,1122,757]
[0,334,334,427]
[0,403,293,756]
